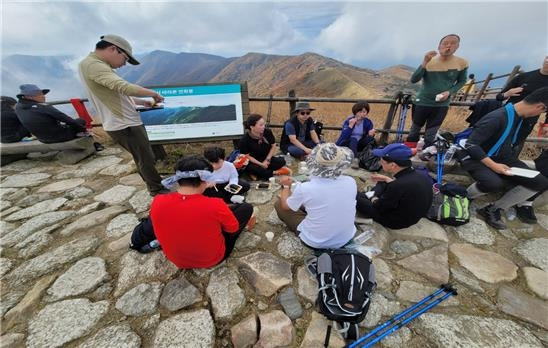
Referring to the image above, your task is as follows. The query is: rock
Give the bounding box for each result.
[0,220,16,235]
[450,268,484,293]
[38,178,85,193]
[99,163,135,176]
[396,245,449,284]
[56,155,123,179]
[4,275,56,329]
[1,173,51,187]
[235,231,261,250]
[0,200,11,212]
[16,192,55,207]
[141,313,161,332]
[390,240,418,257]
[107,233,132,252]
[256,310,293,348]
[4,197,67,222]
[455,217,495,245]
[414,313,542,347]
[296,266,318,303]
[153,309,215,347]
[119,173,144,186]
[128,189,152,214]
[0,257,14,277]
[1,187,29,201]
[537,213,548,230]
[514,238,548,271]
[61,205,127,237]
[115,251,178,296]
[373,258,393,290]
[390,218,448,242]
[94,185,137,205]
[206,267,245,320]
[66,186,93,199]
[277,287,303,319]
[245,189,273,205]
[46,257,108,301]
[497,285,548,329]
[0,290,25,318]
[78,324,141,348]
[0,333,25,348]
[236,251,292,297]
[366,223,390,251]
[105,213,139,238]
[2,210,74,247]
[231,314,258,348]
[522,267,548,300]
[115,282,163,316]
[360,292,389,327]
[97,147,123,156]
[267,209,285,225]
[450,243,518,283]
[160,275,202,312]
[277,233,308,260]
[396,281,459,307]
[77,201,104,215]
[380,327,412,348]
[27,299,109,348]
[300,311,345,348]
[16,225,58,259]
[6,236,99,287]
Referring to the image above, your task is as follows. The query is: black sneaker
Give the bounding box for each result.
[477,204,507,230]
[515,205,537,224]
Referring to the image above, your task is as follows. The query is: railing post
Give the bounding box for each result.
[475,73,493,102]
[266,94,273,126]
[379,92,403,144]
[503,65,521,89]
[462,78,475,101]
[288,89,296,117]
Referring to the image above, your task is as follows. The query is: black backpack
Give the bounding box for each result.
[358,143,381,172]
[315,249,376,341]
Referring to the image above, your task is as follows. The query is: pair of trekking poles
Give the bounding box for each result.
[345,284,457,348]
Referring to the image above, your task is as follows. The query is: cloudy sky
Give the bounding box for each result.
[1,0,547,89]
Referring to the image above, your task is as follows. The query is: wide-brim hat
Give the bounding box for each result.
[100,34,140,65]
[372,143,413,161]
[16,84,50,99]
[293,101,316,113]
[306,143,353,178]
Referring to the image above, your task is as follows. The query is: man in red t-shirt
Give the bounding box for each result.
[150,155,253,268]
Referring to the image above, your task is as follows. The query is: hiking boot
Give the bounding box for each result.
[273,166,292,176]
[477,204,507,230]
[515,205,537,224]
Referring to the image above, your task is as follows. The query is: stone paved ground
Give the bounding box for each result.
[0,146,547,348]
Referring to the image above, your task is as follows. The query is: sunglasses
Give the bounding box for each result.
[116,47,129,61]
[299,111,311,115]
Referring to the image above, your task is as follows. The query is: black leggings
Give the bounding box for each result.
[221,202,253,261]
[243,156,286,180]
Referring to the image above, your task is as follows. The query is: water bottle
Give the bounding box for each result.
[299,161,308,174]
[149,239,160,249]
[354,229,374,244]
[506,207,516,221]
[285,152,293,166]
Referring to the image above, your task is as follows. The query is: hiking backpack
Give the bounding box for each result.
[315,249,376,341]
[358,143,381,172]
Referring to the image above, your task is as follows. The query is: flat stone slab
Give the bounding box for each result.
[396,281,459,307]
[94,185,137,205]
[160,275,202,312]
[37,178,85,193]
[414,313,542,347]
[396,245,449,284]
[277,232,309,260]
[231,314,258,348]
[153,309,215,347]
[128,189,152,214]
[27,299,109,348]
[46,257,108,301]
[455,217,495,245]
[115,282,163,316]
[450,243,518,283]
[256,310,294,348]
[514,238,548,271]
[105,213,139,238]
[300,311,345,348]
[61,205,127,237]
[497,285,548,329]
[78,324,141,348]
[206,267,245,320]
[296,266,318,303]
[373,258,393,290]
[246,189,274,205]
[389,218,448,242]
[236,251,292,297]
[99,163,135,176]
[4,197,67,222]
[522,267,548,300]
[1,173,51,188]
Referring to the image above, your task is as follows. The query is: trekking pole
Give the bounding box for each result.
[347,284,456,348]
[395,94,411,143]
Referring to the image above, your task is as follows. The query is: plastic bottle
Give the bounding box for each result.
[444,144,458,163]
[285,152,293,166]
[149,239,160,249]
[506,207,516,221]
[354,229,375,244]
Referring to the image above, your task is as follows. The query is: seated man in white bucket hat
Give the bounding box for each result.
[275,143,357,249]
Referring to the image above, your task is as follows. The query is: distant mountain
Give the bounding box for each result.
[140,104,236,126]
[1,51,417,100]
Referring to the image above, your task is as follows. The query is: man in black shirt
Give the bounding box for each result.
[463,87,548,229]
[15,84,88,144]
[1,96,30,143]
[356,143,433,229]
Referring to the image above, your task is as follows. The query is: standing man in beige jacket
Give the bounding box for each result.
[79,34,167,196]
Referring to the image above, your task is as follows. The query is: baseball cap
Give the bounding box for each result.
[100,34,140,65]
[372,143,413,161]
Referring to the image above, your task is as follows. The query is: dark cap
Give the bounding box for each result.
[16,84,50,99]
[372,143,413,161]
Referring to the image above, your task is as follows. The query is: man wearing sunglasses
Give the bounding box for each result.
[79,34,168,196]
[280,101,321,159]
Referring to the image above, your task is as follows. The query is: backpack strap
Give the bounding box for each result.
[487,103,522,157]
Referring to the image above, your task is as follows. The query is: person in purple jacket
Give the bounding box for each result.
[335,101,376,156]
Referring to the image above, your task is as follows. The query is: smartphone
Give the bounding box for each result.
[256,183,271,190]
[224,183,242,194]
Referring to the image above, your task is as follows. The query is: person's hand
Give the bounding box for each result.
[279,175,292,186]
[304,148,312,155]
[348,118,358,128]
[260,159,269,169]
[205,181,216,189]
[422,51,437,67]
[542,124,548,137]
[491,162,512,175]
[368,129,376,136]
[152,93,164,104]
[370,173,392,183]
[502,87,523,99]
[437,91,450,101]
